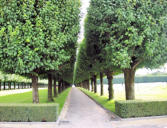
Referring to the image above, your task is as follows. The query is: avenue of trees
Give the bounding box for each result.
[75,0,167,100]
[0,0,80,103]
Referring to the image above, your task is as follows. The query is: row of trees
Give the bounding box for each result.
[0,0,80,103]
[74,0,167,100]
[98,75,167,84]
[0,81,32,91]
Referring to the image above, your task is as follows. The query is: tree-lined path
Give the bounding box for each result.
[58,87,115,128]
[58,87,167,128]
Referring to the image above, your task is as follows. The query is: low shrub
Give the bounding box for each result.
[115,100,167,118]
[0,104,58,122]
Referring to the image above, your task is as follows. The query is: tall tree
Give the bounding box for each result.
[85,0,167,100]
[0,0,80,103]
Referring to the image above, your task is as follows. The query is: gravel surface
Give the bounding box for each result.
[58,87,112,128]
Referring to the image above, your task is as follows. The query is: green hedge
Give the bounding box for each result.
[0,104,58,122]
[115,100,167,118]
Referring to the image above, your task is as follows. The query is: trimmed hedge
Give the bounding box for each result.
[0,104,58,122]
[115,100,167,118]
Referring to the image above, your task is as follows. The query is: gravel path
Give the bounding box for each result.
[58,87,112,128]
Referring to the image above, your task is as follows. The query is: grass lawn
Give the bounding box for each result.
[0,88,71,114]
[80,88,115,113]
[80,84,167,114]
[99,84,167,100]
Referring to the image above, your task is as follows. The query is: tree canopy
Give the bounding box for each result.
[76,0,167,100]
[0,0,80,103]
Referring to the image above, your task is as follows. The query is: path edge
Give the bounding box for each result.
[56,87,72,125]
[79,88,122,121]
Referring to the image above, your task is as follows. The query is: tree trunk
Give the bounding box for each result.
[21,82,24,89]
[61,80,64,92]
[106,72,114,100]
[4,82,5,90]
[94,75,97,93]
[32,75,39,103]
[48,74,54,102]
[58,80,61,94]
[91,78,94,92]
[123,68,136,100]
[62,81,65,91]
[0,82,1,91]
[87,80,90,90]
[54,78,57,97]
[100,72,103,96]
[14,82,16,89]
[9,82,11,90]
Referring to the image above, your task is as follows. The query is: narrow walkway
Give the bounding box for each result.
[59,87,167,128]
[58,87,113,128]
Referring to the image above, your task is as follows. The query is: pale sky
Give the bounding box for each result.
[136,64,167,75]
[78,0,90,43]
[78,0,167,75]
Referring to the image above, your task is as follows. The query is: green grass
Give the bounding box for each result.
[0,88,71,114]
[80,88,115,113]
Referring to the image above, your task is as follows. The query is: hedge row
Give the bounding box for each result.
[115,100,167,118]
[0,104,58,122]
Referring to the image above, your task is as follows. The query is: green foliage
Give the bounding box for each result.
[80,88,115,113]
[85,0,167,70]
[0,0,80,80]
[74,40,92,83]
[0,71,30,82]
[0,104,58,122]
[115,100,167,118]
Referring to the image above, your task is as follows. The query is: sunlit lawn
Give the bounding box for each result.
[0,88,71,113]
[99,84,167,100]
[80,84,167,113]
[80,88,115,113]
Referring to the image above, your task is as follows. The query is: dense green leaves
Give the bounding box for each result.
[75,0,167,100]
[0,0,80,79]
[85,0,167,70]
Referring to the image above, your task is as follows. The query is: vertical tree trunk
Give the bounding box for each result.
[0,81,1,91]
[58,80,61,94]
[48,74,54,102]
[14,82,16,89]
[106,72,114,100]
[91,78,94,92]
[21,82,24,89]
[84,81,86,89]
[9,82,11,90]
[123,68,136,100]
[54,78,57,97]
[61,80,64,92]
[100,72,103,96]
[94,75,97,93]
[62,81,65,91]
[32,75,39,103]
[4,82,5,90]
[87,80,90,90]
